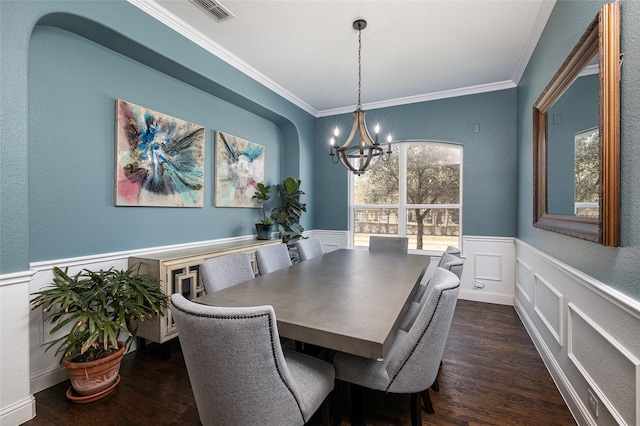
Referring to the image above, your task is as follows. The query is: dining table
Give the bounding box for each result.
[194,248,429,360]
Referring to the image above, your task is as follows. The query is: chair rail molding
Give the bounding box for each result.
[515,239,640,426]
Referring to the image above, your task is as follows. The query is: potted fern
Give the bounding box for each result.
[31,265,169,402]
[252,182,274,240]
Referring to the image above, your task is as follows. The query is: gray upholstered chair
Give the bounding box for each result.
[444,245,461,256]
[402,255,465,331]
[332,267,460,426]
[295,238,324,261]
[256,243,292,275]
[200,252,254,294]
[170,294,335,426]
[414,249,463,303]
[368,236,409,254]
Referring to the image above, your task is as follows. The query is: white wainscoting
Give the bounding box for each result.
[459,236,516,305]
[0,271,37,425]
[515,240,640,426]
[306,229,347,253]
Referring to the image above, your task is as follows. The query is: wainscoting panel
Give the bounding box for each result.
[533,272,564,346]
[307,229,347,253]
[474,252,503,281]
[459,236,515,305]
[515,240,640,426]
[568,303,639,426]
[0,270,37,425]
[516,258,533,302]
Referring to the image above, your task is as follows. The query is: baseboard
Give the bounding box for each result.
[459,289,514,305]
[30,364,68,395]
[0,396,36,425]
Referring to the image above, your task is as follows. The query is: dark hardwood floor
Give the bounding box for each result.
[24,300,575,426]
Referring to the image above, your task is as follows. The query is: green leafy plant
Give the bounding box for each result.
[252,182,273,225]
[31,265,169,363]
[270,177,307,247]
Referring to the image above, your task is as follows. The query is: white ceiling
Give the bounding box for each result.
[131,0,555,117]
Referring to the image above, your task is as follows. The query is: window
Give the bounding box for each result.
[351,142,462,253]
[574,127,599,217]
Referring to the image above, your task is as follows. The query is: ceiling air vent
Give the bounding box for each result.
[189,0,234,23]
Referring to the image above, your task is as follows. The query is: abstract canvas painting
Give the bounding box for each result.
[215,131,265,207]
[115,100,205,207]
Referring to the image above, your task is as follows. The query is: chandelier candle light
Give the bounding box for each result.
[329,19,393,175]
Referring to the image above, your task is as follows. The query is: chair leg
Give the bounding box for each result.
[421,389,435,414]
[332,379,343,426]
[320,396,331,426]
[410,393,422,426]
[431,376,440,392]
[349,383,367,426]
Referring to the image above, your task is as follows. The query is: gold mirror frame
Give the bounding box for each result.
[533,1,620,246]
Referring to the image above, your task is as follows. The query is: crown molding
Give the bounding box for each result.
[512,0,556,85]
[317,80,517,117]
[127,0,318,116]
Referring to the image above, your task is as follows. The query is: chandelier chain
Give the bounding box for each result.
[357,26,362,109]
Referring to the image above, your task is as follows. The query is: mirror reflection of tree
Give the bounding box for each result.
[574,128,600,217]
[353,143,461,251]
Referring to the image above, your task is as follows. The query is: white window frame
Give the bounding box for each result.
[348,140,463,255]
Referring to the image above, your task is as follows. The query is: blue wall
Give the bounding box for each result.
[0,1,315,272]
[28,26,287,260]
[314,89,518,238]
[517,0,640,300]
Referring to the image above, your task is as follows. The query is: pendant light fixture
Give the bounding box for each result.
[329,19,392,175]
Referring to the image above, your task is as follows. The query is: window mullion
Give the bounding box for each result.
[398,144,407,237]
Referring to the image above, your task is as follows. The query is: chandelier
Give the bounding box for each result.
[329,19,392,176]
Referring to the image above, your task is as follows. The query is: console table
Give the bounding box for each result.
[129,239,280,345]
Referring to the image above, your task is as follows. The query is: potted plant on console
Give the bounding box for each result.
[31,265,169,402]
[270,177,307,261]
[253,182,274,240]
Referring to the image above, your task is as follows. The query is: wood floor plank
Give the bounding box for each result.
[24,300,575,425]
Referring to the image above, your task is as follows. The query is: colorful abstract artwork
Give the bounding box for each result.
[115,100,205,207]
[215,131,265,208]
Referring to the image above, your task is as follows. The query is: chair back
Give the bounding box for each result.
[384,267,460,394]
[444,245,461,256]
[439,252,464,279]
[256,243,292,275]
[295,238,324,261]
[369,236,409,254]
[170,294,308,425]
[200,252,254,294]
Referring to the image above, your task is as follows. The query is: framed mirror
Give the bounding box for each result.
[533,1,620,246]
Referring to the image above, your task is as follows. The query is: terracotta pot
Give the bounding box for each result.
[62,341,125,397]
